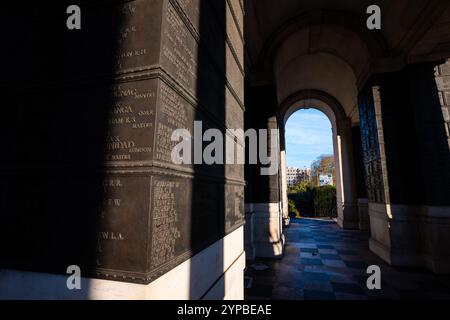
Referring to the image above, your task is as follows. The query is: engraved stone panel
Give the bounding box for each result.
[17,79,158,166]
[226,87,244,129]
[445,92,450,106]
[191,180,222,247]
[174,0,226,65]
[175,0,201,31]
[443,106,450,121]
[0,173,152,282]
[2,0,245,286]
[162,0,234,112]
[436,76,450,91]
[105,80,158,163]
[147,175,192,281]
[64,0,164,80]
[225,184,245,233]
[440,61,450,76]
[154,82,195,166]
[226,45,245,101]
[358,86,385,204]
[225,2,244,68]
[226,163,245,181]
[96,175,151,278]
[161,2,199,95]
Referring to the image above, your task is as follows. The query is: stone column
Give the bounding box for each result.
[352,125,370,230]
[358,60,450,273]
[0,0,246,299]
[251,117,285,258]
[279,126,290,227]
[244,85,285,259]
[407,60,450,273]
[335,118,359,229]
[244,204,255,262]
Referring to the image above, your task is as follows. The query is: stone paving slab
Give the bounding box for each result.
[245,219,450,300]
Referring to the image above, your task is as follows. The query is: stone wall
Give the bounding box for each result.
[0,0,246,298]
[358,61,450,273]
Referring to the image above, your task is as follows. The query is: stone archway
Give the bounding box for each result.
[277,90,359,229]
[245,14,371,260]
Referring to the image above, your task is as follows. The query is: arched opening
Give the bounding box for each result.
[284,108,335,220]
[278,92,358,229]
[244,1,450,301]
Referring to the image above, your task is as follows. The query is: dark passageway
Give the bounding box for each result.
[245,219,450,300]
[1,0,450,301]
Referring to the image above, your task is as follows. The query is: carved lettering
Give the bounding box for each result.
[151,180,182,268]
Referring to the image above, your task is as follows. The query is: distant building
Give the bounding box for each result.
[287,167,311,187]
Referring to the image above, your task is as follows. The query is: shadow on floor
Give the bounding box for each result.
[245,219,450,300]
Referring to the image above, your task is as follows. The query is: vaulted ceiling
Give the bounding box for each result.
[244,0,450,121]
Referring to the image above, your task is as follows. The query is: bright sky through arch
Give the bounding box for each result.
[285,109,333,169]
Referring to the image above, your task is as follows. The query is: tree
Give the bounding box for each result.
[310,154,335,186]
[288,181,310,194]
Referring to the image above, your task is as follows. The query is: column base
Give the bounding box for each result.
[253,235,285,259]
[244,204,255,262]
[0,227,246,300]
[337,201,360,230]
[251,203,285,259]
[369,203,450,274]
[369,236,392,265]
[357,198,370,231]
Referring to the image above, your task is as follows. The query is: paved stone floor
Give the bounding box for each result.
[245,219,450,300]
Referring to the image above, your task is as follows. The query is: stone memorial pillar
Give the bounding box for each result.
[279,127,290,227]
[334,118,359,229]
[358,60,450,273]
[0,0,246,299]
[352,125,370,231]
[244,85,284,259]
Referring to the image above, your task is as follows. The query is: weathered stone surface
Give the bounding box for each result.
[0,0,244,285]
[103,79,158,163]
[67,0,164,79]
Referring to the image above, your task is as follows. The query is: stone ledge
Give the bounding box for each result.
[0,227,245,300]
[368,203,450,274]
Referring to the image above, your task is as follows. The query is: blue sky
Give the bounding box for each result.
[285,109,333,168]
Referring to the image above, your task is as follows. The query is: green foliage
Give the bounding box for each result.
[288,181,310,194]
[313,185,337,218]
[288,183,337,219]
[288,199,300,218]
